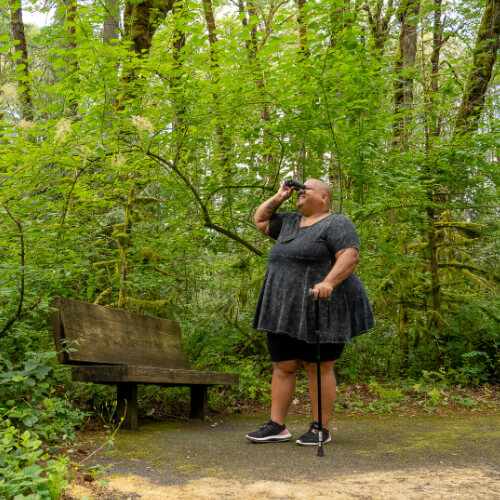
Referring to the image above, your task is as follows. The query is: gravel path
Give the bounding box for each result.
[68,413,500,499]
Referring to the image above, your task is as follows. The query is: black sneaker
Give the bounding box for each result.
[296,422,331,446]
[246,420,292,443]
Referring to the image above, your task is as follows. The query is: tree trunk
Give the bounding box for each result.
[202,0,229,158]
[202,0,217,51]
[296,0,308,58]
[236,0,277,178]
[123,0,154,57]
[429,0,442,137]
[8,0,32,120]
[122,0,173,59]
[424,0,443,338]
[363,0,395,56]
[118,0,173,106]
[397,301,410,373]
[170,1,187,132]
[330,0,363,49]
[455,0,500,134]
[426,209,441,314]
[202,0,232,195]
[393,0,421,148]
[59,0,79,116]
[422,0,443,151]
[103,0,121,44]
[61,0,77,58]
[329,0,347,48]
[295,0,308,176]
[237,0,258,58]
[117,188,135,309]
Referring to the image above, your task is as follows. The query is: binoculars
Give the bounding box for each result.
[284,179,306,191]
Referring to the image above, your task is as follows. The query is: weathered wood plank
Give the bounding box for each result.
[51,298,188,369]
[72,365,239,386]
[50,309,68,364]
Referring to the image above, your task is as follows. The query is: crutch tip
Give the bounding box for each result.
[317,446,324,457]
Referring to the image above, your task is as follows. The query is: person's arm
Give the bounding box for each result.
[254,184,294,235]
[312,248,360,299]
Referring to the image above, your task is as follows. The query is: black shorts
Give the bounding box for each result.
[266,332,345,363]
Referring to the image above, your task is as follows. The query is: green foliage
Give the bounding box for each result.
[209,356,272,412]
[369,379,405,402]
[0,7,498,495]
[138,386,190,418]
[0,420,70,499]
[0,353,84,498]
[332,376,494,415]
[0,354,84,441]
[336,323,403,381]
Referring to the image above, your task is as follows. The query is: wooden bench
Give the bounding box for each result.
[50,297,239,430]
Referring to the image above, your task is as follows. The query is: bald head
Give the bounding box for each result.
[306,179,332,206]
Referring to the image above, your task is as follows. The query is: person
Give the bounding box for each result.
[246,179,374,445]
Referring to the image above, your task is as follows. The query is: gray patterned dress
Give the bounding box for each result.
[252,211,374,344]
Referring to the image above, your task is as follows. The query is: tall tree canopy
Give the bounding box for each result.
[0,0,498,381]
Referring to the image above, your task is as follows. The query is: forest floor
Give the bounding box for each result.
[66,385,500,499]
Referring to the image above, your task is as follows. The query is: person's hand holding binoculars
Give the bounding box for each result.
[276,179,306,203]
[275,183,296,202]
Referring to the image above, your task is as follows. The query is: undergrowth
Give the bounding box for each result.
[0,353,84,499]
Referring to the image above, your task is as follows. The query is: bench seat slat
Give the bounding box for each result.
[72,365,239,386]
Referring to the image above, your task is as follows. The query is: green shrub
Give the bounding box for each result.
[0,354,83,442]
[0,420,69,499]
[0,352,84,498]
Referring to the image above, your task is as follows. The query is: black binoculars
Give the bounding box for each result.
[284,179,306,191]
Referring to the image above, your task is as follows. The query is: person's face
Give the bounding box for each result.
[296,180,327,214]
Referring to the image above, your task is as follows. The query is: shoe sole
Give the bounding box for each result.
[246,432,292,443]
[296,435,332,446]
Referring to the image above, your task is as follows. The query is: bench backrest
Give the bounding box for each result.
[51,298,189,369]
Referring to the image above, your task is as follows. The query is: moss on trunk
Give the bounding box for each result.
[455,0,500,134]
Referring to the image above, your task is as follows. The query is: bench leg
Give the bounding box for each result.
[117,383,138,430]
[190,385,208,419]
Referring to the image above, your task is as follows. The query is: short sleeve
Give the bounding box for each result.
[268,212,294,240]
[326,215,360,255]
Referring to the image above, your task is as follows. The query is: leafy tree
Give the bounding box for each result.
[0,8,498,482]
